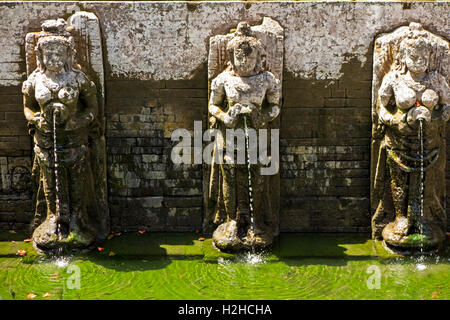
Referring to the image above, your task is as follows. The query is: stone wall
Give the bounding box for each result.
[0,1,448,232]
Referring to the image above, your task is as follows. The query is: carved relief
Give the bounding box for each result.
[204,18,284,252]
[0,157,31,194]
[23,12,109,251]
[371,22,449,252]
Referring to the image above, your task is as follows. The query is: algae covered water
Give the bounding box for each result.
[0,253,448,300]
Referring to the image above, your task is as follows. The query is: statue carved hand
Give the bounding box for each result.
[442,105,450,122]
[224,104,242,127]
[30,112,51,132]
[238,102,258,115]
[269,105,280,120]
[407,105,431,127]
[241,103,266,128]
[31,111,42,126]
[379,113,394,127]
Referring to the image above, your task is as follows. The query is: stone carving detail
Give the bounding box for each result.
[204,18,283,252]
[23,12,109,251]
[0,157,32,194]
[371,22,449,252]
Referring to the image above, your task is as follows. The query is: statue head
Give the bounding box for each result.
[397,23,432,75]
[35,19,75,73]
[226,22,264,76]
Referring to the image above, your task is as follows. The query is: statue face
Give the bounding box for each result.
[233,44,258,76]
[42,42,67,72]
[405,47,429,75]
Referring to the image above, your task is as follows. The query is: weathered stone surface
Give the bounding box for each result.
[205,19,283,251]
[371,22,449,252]
[23,13,109,251]
[0,2,448,233]
[1,2,448,86]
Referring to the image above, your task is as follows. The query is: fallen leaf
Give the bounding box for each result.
[97,247,104,252]
[431,291,439,299]
[16,249,27,256]
[109,251,116,257]
[138,230,146,234]
[198,237,205,241]
[107,234,115,240]
[43,292,51,298]
[27,293,37,299]
[9,230,16,234]
[23,238,32,243]
[49,276,60,281]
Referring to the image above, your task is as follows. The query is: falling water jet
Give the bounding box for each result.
[419,119,424,247]
[244,115,256,254]
[416,119,427,269]
[53,112,62,242]
[419,119,424,249]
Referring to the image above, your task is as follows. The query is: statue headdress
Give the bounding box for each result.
[34,18,75,72]
[226,22,264,74]
[396,23,432,73]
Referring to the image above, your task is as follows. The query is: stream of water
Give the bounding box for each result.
[243,115,256,252]
[417,119,425,269]
[53,112,62,239]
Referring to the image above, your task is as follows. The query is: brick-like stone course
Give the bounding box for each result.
[104,77,205,231]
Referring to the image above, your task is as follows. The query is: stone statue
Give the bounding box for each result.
[371,22,450,252]
[204,19,284,252]
[23,13,109,251]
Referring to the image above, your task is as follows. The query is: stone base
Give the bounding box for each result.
[212,220,273,253]
[382,219,445,254]
[32,216,96,252]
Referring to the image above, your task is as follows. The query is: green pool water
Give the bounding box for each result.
[0,233,448,300]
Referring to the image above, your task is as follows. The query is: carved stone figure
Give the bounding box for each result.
[23,13,109,251]
[204,19,284,252]
[371,22,450,252]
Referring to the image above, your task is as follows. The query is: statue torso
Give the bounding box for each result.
[221,70,275,108]
[391,72,439,110]
[24,69,91,150]
[381,71,448,170]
